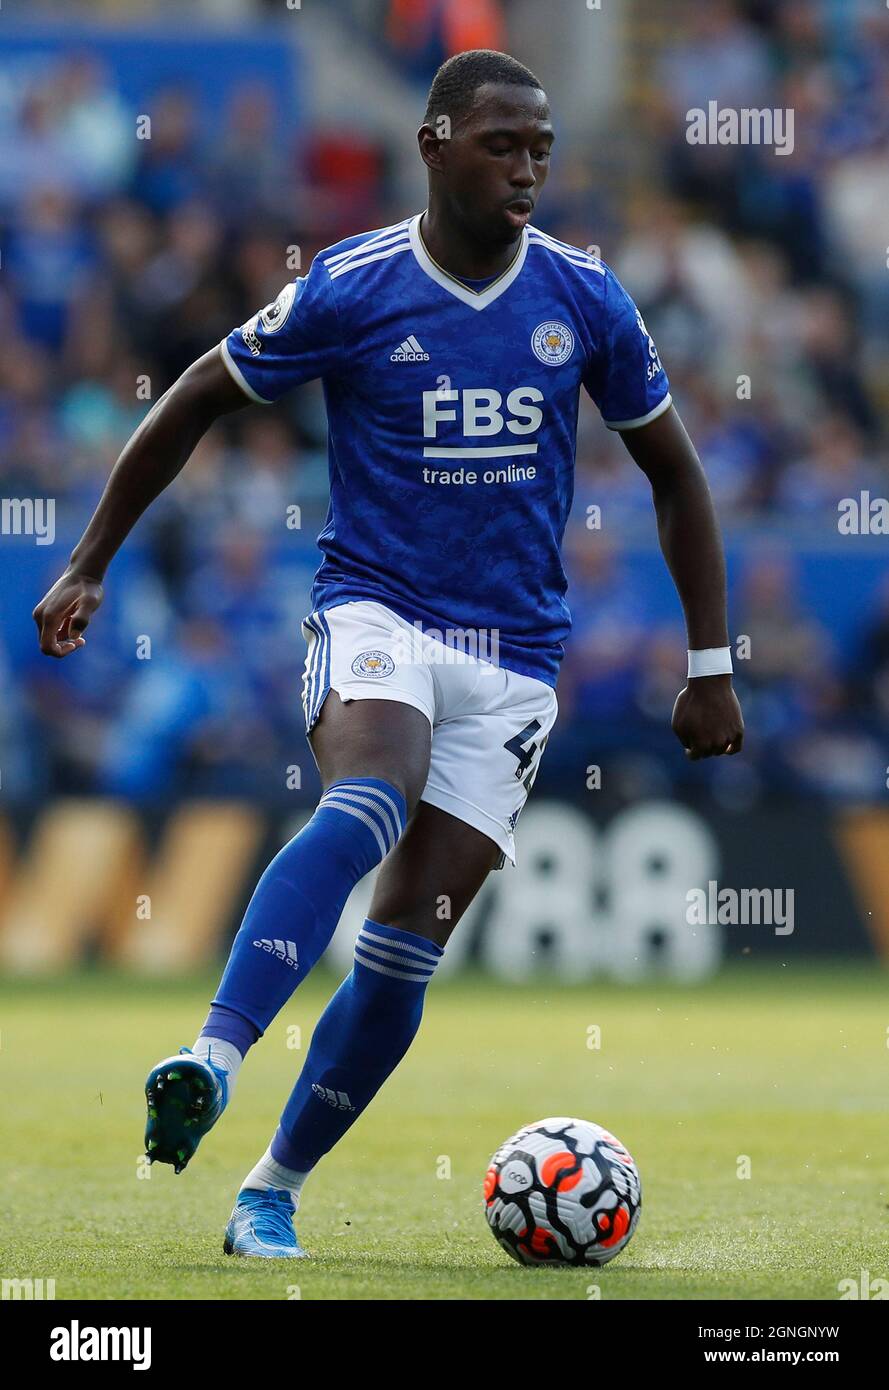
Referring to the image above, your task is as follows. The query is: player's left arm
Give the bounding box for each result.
[620,405,744,760]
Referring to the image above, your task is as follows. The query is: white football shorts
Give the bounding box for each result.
[300,600,558,866]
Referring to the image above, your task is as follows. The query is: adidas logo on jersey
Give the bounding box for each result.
[312,1083,355,1111]
[253,938,299,969]
[390,334,430,362]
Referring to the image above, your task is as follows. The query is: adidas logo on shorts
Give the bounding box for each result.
[390,334,430,362]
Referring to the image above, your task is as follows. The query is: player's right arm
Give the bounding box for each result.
[33,348,248,656]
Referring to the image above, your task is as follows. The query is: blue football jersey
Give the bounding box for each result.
[220,213,671,686]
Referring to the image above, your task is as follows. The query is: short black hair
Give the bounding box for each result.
[423,49,543,129]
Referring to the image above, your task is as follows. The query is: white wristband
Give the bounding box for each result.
[688,647,733,679]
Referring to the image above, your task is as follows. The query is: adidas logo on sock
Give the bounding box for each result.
[312,1083,355,1111]
[253,938,299,969]
[390,334,429,362]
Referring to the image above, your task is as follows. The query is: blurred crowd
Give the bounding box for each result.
[1,0,888,807]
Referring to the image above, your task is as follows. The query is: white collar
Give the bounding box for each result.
[408,211,529,311]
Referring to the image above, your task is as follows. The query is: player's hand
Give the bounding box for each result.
[33,566,104,658]
[671,674,744,760]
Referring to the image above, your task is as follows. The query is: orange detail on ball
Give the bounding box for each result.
[528,1227,558,1257]
[599,1204,630,1247]
[540,1151,582,1190]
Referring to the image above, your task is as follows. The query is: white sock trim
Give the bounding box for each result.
[241,1146,309,1206]
[192,1036,243,1097]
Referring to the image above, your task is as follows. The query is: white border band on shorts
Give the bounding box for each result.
[420,781,516,866]
[315,683,434,732]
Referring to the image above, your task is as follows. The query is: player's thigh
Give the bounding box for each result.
[302,601,434,813]
[368,802,500,947]
[309,690,432,815]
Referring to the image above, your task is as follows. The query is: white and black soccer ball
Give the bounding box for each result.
[484,1117,641,1266]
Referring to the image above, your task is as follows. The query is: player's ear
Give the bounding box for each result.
[417,123,446,172]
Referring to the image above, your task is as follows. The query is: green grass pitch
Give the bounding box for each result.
[2,963,887,1300]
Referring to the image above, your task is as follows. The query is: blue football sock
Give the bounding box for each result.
[269,920,443,1174]
[201,780,407,1050]
[198,1004,260,1058]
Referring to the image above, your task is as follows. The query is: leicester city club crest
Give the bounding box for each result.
[531,320,575,366]
[351,650,395,678]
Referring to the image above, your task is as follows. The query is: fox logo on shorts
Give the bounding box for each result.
[352,650,395,678]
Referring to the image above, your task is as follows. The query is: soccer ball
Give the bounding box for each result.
[484,1117,641,1266]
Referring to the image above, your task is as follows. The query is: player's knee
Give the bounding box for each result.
[377,915,454,949]
[378,772,423,819]
[319,770,420,821]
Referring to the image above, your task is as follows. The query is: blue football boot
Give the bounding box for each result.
[223,1188,309,1259]
[144,1047,228,1174]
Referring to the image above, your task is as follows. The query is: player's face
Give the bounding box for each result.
[434,84,554,245]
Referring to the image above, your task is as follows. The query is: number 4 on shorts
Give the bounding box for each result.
[504,720,549,793]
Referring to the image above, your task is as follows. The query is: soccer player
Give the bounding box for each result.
[33,51,743,1258]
